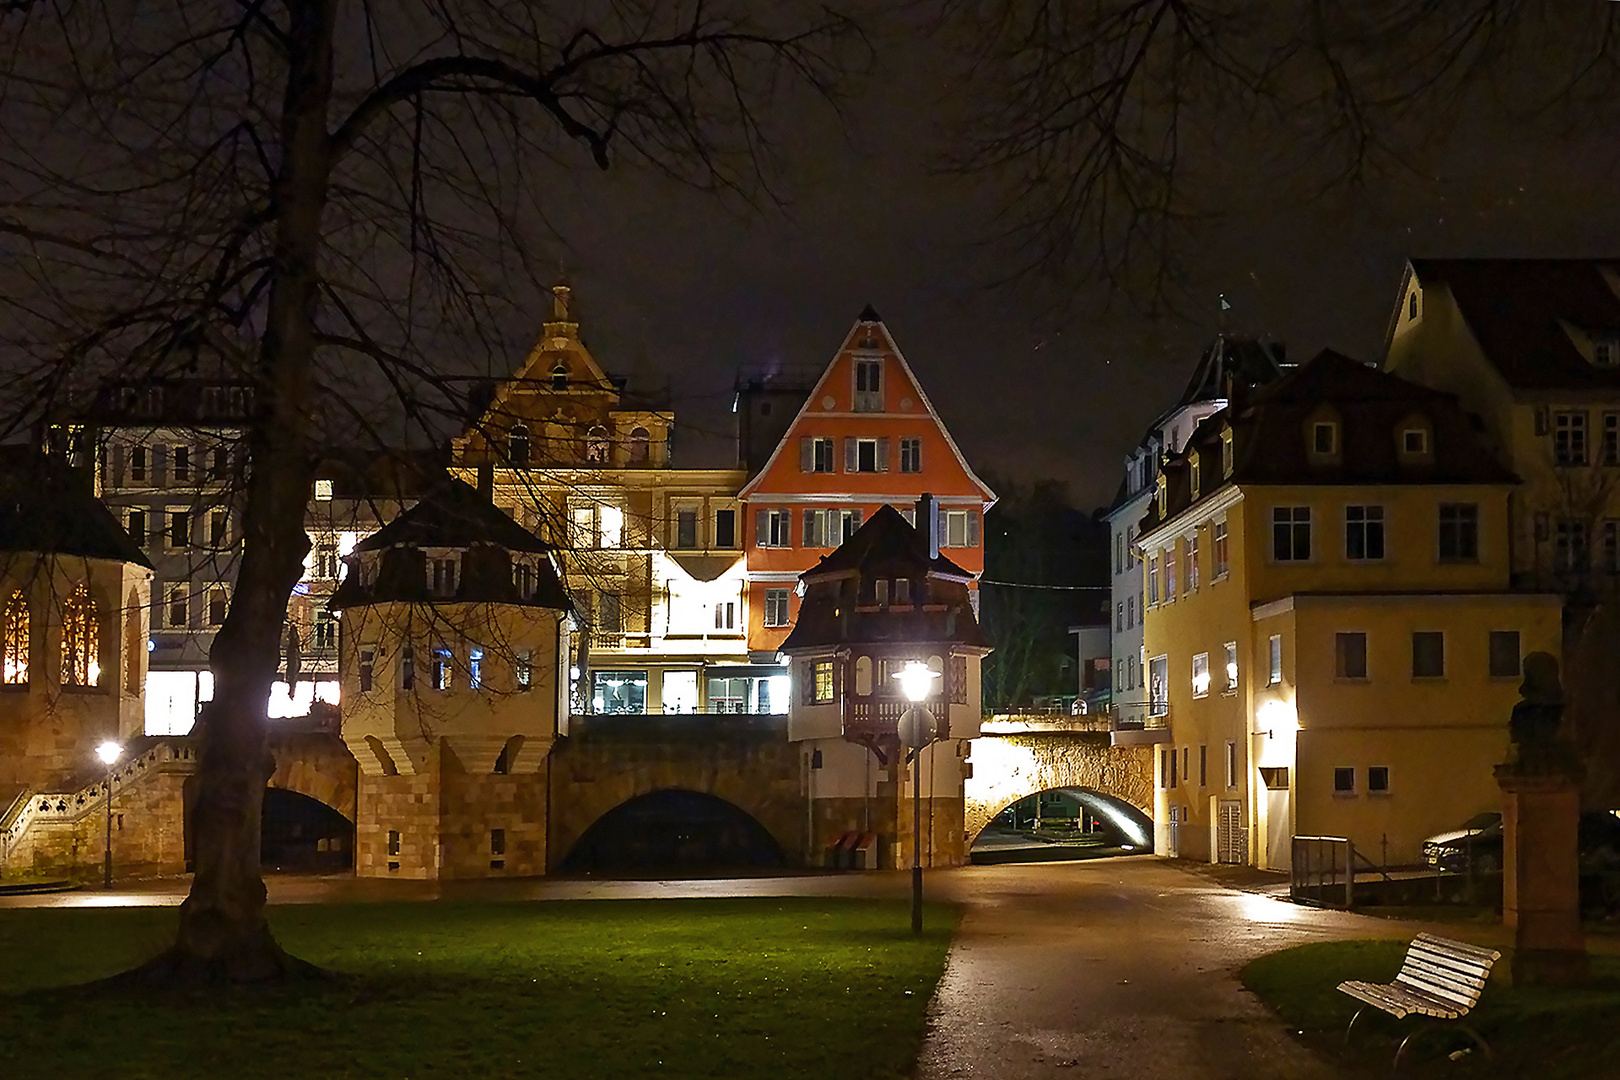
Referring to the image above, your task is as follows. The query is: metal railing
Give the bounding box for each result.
[1292,835,1355,909]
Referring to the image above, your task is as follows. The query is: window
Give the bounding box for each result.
[803,437,836,473]
[675,508,698,550]
[1333,767,1356,795]
[126,509,145,547]
[166,585,188,629]
[1438,503,1479,562]
[1223,642,1237,694]
[1272,506,1311,561]
[1164,548,1176,599]
[899,437,922,473]
[1408,292,1418,320]
[1554,410,1588,465]
[401,645,415,690]
[1555,518,1589,572]
[314,477,334,500]
[598,593,623,635]
[942,509,978,548]
[208,588,228,627]
[167,510,189,549]
[430,557,458,596]
[1147,557,1159,605]
[171,445,190,483]
[468,646,483,689]
[1126,596,1134,627]
[1412,631,1445,678]
[210,510,229,548]
[1213,520,1229,578]
[854,359,882,411]
[1114,535,1124,575]
[210,447,228,477]
[431,646,452,691]
[1186,533,1199,591]
[61,583,99,687]
[803,508,862,548]
[1148,655,1168,716]
[314,609,336,650]
[1311,422,1337,455]
[1199,745,1207,788]
[129,446,147,483]
[313,540,338,579]
[597,505,623,548]
[1182,747,1189,785]
[1598,339,1620,367]
[508,425,531,467]
[714,509,737,549]
[513,561,534,599]
[1402,429,1428,455]
[764,588,791,627]
[1605,413,1620,466]
[359,649,374,692]
[756,509,791,548]
[387,830,401,857]
[1268,634,1282,685]
[551,363,568,390]
[584,425,610,464]
[1335,632,1368,679]
[515,650,532,690]
[851,437,882,473]
[896,578,912,604]
[1345,505,1385,561]
[1192,652,1210,697]
[1368,766,1390,794]
[1221,432,1234,477]
[713,602,736,631]
[811,659,834,703]
[1225,741,1238,789]
[1489,630,1521,678]
[490,828,505,858]
[3,590,27,685]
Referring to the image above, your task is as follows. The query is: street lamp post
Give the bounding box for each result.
[95,741,122,889]
[894,661,940,935]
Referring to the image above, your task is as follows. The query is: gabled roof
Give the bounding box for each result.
[802,504,974,582]
[352,476,553,556]
[462,284,621,436]
[1404,258,1620,391]
[1138,349,1516,535]
[738,308,996,502]
[0,453,151,569]
[1171,336,1286,412]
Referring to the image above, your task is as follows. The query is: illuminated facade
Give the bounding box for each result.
[1138,351,1560,868]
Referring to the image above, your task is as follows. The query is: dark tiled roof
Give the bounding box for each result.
[351,476,551,555]
[0,454,151,569]
[1410,258,1620,391]
[1173,336,1286,411]
[782,505,990,652]
[1139,349,1516,533]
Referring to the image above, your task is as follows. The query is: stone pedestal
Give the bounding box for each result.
[1496,769,1588,985]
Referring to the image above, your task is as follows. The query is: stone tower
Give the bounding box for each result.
[331,477,571,879]
[780,501,990,869]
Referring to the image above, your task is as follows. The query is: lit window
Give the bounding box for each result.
[1268,634,1282,685]
[3,590,28,685]
[61,583,100,687]
[584,425,610,464]
[314,478,334,500]
[811,659,834,703]
[468,646,483,689]
[943,510,977,548]
[515,650,532,690]
[1223,642,1237,694]
[598,505,623,548]
[359,649,375,692]
[432,646,452,691]
[764,588,791,628]
[1191,652,1210,697]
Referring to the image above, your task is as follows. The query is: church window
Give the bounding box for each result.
[61,583,100,687]
[3,590,27,685]
[584,425,609,464]
[508,424,531,467]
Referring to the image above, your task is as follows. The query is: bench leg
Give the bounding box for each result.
[1456,1021,1493,1063]
[1393,1020,1492,1075]
[1344,1007,1367,1048]
[1393,1023,1436,1075]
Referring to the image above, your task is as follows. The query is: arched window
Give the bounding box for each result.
[854,655,872,697]
[61,583,99,687]
[584,425,610,464]
[627,426,650,466]
[508,424,531,467]
[3,589,28,685]
[551,363,569,391]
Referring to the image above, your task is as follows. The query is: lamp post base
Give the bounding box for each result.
[911,865,923,934]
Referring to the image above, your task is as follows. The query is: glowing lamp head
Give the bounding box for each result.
[892,660,941,703]
[95,741,122,767]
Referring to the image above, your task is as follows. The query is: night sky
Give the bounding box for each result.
[474,19,1620,511]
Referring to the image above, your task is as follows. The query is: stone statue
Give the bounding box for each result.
[1505,652,1583,778]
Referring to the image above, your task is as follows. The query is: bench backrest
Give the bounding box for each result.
[1394,933,1501,1012]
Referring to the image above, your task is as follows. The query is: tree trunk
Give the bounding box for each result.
[146,0,336,983]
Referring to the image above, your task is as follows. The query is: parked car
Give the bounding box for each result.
[1421,812,1502,873]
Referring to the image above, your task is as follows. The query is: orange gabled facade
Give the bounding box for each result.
[741,306,996,652]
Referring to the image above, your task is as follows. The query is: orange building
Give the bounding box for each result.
[740,307,996,654]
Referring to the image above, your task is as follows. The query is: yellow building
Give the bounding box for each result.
[1137,351,1560,869]
[331,478,571,879]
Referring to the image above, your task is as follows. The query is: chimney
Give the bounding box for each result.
[477,461,493,499]
[917,492,939,560]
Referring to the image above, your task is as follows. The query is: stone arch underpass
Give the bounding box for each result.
[964,729,1154,847]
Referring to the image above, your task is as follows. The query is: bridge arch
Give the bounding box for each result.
[965,730,1153,845]
[267,731,358,822]
[559,788,788,873]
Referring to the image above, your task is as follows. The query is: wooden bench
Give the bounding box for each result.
[1337,932,1501,1073]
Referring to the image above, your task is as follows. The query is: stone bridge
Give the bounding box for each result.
[548,714,804,872]
[964,717,1154,844]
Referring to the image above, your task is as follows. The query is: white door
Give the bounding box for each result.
[1217,800,1244,863]
[1265,788,1291,872]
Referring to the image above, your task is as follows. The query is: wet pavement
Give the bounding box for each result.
[0,857,1452,1078]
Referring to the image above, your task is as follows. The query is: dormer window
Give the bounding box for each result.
[1155,475,1167,518]
[1403,429,1428,455]
[1596,338,1620,368]
[895,578,912,605]
[1221,430,1234,478]
[1408,291,1418,320]
[1312,422,1337,455]
[1188,450,1201,501]
[551,363,568,390]
[428,554,459,597]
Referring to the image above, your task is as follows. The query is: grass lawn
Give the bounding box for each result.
[1242,939,1620,1078]
[0,897,957,1080]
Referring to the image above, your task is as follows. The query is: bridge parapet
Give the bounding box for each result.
[565,713,789,742]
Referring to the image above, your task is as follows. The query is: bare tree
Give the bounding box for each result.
[945,1,1620,300]
[0,0,857,981]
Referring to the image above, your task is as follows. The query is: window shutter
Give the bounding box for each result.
[755,509,768,546]
[876,438,890,472]
[937,507,947,545]
[844,437,857,472]
[851,510,863,529]
[800,437,813,471]
[967,512,981,547]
